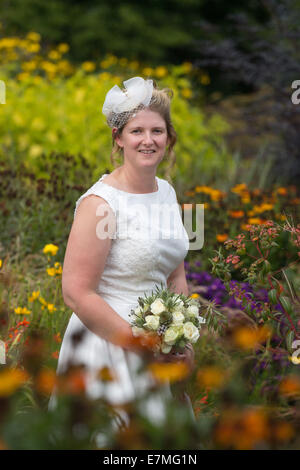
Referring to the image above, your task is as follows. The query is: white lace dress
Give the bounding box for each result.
[49,173,193,425]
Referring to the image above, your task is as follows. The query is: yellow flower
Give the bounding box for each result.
[231,183,247,194]
[82,61,96,72]
[57,43,69,54]
[54,262,62,275]
[154,66,168,78]
[0,368,29,397]
[182,62,193,73]
[47,304,57,313]
[200,73,210,85]
[27,43,40,53]
[29,145,43,158]
[43,244,59,256]
[181,88,192,99]
[39,297,47,306]
[0,259,2,269]
[247,217,265,225]
[276,187,287,196]
[48,50,61,61]
[26,32,41,42]
[190,293,199,299]
[142,67,154,76]
[14,307,31,315]
[46,267,56,277]
[28,290,40,302]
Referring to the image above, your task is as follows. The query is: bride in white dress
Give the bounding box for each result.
[48,77,195,427]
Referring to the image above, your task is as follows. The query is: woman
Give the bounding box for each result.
[49,77,195,425]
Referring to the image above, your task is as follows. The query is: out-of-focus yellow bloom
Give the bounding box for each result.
[14,307,31,315]
[182,62,193,73]
[47,267,56,277]
[190,293,199,299]
[129,60,139,70]
[233,325,272,350]
[200,73,210,85]
[17,72,30,81]
[28,291,40,302]
[26,32,41,42]
[48,50,61,61]
[98,72,111,81]
[32,117,46,131]
[216,234,228,243]
[0,368,29,397]
[149,361,189,384]
[181,88,192,99]
[47,304,57,313]
[142,67,154,76]
[57,43,69,54]
[119,58,128,67]
[252,203,274,214]
[154,66,168,78]
[43,244,59,256]
[82,61,96,72]
[22,60,37,72]
[29,144,43,158]
[0,259,2,269]
[27,43,40,53]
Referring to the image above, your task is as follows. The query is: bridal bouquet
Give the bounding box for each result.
[129,284,206,355]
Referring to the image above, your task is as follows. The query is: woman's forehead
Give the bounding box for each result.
[126,109,166,127]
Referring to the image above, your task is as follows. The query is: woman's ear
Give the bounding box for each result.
[112,127,123,149]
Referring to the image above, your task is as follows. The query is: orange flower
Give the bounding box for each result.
[197,366,227,389]
[228,210,244,218]
[273,422,295,442]
[232,325,272,350]
[276,187,287,196]
[279,376,300,397]
[148,361,189,384]
[52,350,59,359]
[35,368,56,395]
[0,368,29,397]
[216,234,228,243]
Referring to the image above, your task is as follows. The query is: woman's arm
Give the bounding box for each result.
[62,195,142,353]
[166,261,189,296]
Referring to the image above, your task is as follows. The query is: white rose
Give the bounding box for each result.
[144,315,160,331]
[183,322,200,343]
[132,326,145,337]
[161,343,172,354]
[134,306,143,317]
[164,326,181,345]
[172,311,185,326]
[150,298,165,315]
[174,299,184,311]
[186,305,199,317]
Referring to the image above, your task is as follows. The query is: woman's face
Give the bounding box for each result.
[114,109,169,170]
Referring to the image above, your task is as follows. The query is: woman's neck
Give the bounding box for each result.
[115,166,158,193]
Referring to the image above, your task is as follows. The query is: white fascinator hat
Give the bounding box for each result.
[102,76,154,129]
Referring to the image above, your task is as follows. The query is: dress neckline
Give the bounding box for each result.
[99,174,160,195]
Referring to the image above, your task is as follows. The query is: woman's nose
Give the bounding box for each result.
[142,132,154,144]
